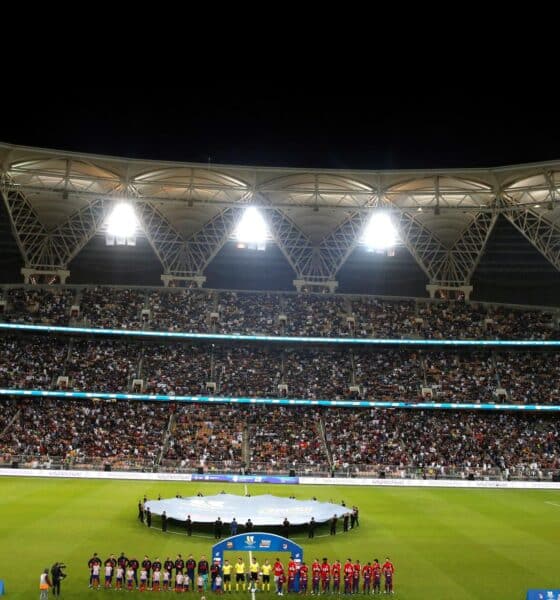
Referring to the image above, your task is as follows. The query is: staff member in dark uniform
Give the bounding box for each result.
[146,508,152,528]
[308,517,316,538]
[185,515,193,536]
[330,514,338,535]
[50,562,66,596]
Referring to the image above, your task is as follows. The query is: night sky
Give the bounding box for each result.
[2,89,559,170]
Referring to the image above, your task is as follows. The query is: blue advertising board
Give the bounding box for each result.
[212,532,303,564]
[526,590,560,599]
[191,473,298,484]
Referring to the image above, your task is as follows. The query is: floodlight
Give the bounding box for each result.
[235,207,268,249]
[361,212,398,251]
[105,203,139,245]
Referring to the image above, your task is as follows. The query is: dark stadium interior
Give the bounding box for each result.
[0,208,559,305]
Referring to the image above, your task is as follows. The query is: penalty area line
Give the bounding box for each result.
[544,501,560,509]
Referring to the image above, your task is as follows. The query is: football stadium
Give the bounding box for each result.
[0,142,560,599]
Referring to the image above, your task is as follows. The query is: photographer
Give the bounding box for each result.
[51,562,66,597]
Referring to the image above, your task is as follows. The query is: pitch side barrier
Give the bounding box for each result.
[1,468,560,490]
[1,322,560,348]
[2,388,560,412]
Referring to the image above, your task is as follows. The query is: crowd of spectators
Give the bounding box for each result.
[1,286,558,340]
[0,400,558,480]
[80,287,146,329]
[142,343,210,395]
[0,398,168,467]
[1,288,74,325]
[65,339,141,392]
[247,406,328,472]
[163,405,245,470]
[148,290,211,332]
[0,335,67,389]
[216,292,282,335]
[323,409,560,477]
[2,333,560,404]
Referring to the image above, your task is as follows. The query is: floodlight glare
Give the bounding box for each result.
[235,207,268,247]
[361,212,398,251]
[106,203,139,239]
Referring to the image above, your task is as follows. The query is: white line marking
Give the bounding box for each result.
[545,501,560,508]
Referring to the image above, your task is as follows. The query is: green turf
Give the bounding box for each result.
[0,477,559,599]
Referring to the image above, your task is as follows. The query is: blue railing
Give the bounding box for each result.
[1,388,560,411]
[1,322,559,347]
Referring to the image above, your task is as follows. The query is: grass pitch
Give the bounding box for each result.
[0,476,559,599]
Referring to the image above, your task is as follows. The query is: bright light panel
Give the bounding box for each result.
[235,207,268,246]
[106,203,139,238]
[361,212,398,251]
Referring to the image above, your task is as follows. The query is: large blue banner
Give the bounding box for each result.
[526,591,560,599]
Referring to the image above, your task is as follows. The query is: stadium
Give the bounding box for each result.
[1,140,560,599]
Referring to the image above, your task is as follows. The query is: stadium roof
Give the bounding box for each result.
[1,142,560,302]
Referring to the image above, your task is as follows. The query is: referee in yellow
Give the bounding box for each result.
[249,557,259,592]
[222,559,232,592]
[235,557,246,591]
[261,559,272,591]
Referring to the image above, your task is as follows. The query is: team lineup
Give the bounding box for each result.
[86,553,396,594]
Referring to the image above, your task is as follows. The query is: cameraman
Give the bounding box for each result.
[51,562,66,597]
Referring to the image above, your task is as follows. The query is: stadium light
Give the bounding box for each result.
[361,212,398,252]
[235,207,268,251]
[105,203,139,246]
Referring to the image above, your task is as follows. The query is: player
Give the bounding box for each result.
[186,554,196,584]
[210,560,221,591]
[261,559,272,592]
[215,574,223,594]
[372,559,381,595]
[299,561,308,594]
[331,560,341,594]
[343,559,353,595]
[87,553,100,588]
[129,557,140,589]
[164,557,174,582]
[320,558,330,594]
[287,556,298,593]
[175,554,185,576]
[362,562,372,594]
[142,555,152,589]
[352,559,360,594]
[198,555,210,591]
[274,558,284,589]
[311,558,321,595]
[222,559,232,592]
[249,557,260,592]
[235,557,246,592]
[382,557,394,594]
